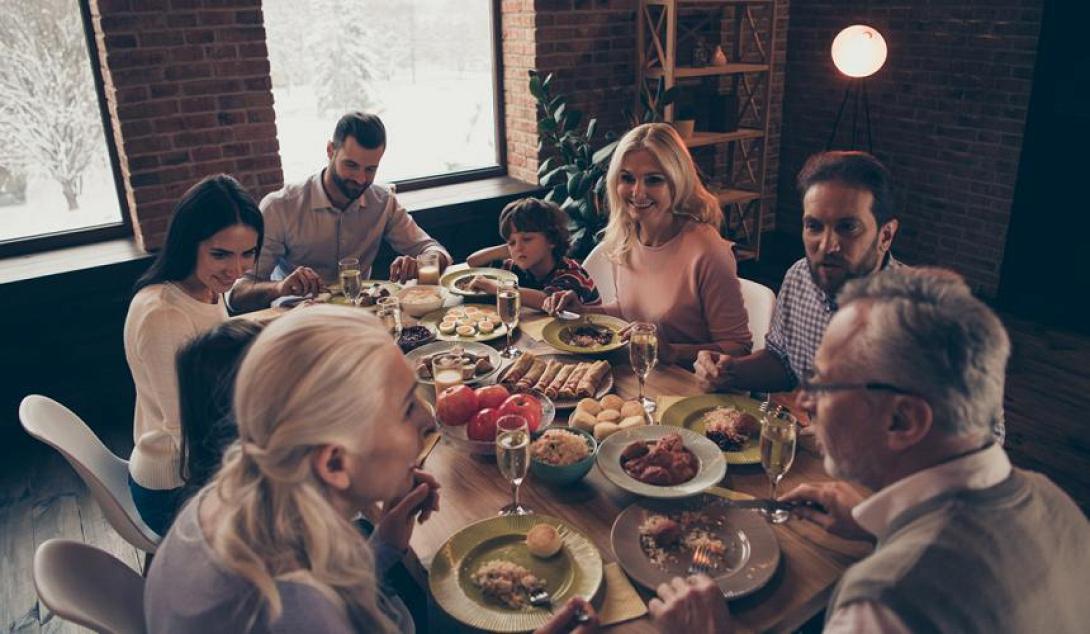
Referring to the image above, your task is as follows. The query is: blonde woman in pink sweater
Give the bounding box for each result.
[545,123,752,365]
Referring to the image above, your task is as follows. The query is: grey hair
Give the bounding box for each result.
[837,267,1009,441]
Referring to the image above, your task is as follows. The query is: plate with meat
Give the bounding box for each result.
[428,514,603,632]
[596,426,726,499]
[440,267,519,298]
[542,314,629,355]
[610,494,780,599]
[660,394,765,464]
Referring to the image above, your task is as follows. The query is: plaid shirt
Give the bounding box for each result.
[766,255,903,387]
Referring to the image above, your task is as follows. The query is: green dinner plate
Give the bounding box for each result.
[659,394,764,465]
[429,514,603,633]
[440,267,518,298]
[541,314,629,355]
[419,304,509,343]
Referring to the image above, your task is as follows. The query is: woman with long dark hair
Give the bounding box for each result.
[124,174,263,535]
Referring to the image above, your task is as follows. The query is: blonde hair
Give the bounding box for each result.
[601,123,723,264]
[207,305,403,632]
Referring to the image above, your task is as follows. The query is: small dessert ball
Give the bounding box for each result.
[526,524,563,558]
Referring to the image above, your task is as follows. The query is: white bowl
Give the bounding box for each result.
[398,285,447,317]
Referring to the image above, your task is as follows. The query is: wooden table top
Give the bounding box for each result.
[242,300,871,633]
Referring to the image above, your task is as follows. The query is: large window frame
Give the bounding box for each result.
[0,0,132,259]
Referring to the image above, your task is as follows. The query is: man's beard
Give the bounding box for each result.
[329,164,367,201]
[807,237,882,296]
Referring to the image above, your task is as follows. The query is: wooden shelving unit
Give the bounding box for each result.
[637,0,778,261]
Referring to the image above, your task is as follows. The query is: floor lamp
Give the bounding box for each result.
[825,25,887,153]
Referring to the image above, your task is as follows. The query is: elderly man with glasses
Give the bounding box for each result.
[647,267,1090,634]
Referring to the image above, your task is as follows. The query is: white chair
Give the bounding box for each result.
[34,539,146,634]
[582,242,616,304]
[19,395,160,553]
[739,277,776,352]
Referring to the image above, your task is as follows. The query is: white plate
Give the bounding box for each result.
[496,353,613,409]
[596,426,727,499]
[404,341,504,386]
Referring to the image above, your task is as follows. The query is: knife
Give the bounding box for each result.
[717,498,827,513]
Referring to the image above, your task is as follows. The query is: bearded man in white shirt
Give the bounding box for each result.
[648,267,1090,634]
[229,112,451,312]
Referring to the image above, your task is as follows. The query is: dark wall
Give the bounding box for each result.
[776,1,1044,297]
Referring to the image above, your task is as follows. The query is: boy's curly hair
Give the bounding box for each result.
[498,197,571,262]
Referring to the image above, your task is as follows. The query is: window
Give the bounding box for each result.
[0,0,127,252]
[263,0,503,189]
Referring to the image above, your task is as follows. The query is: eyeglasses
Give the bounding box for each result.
[798,369,916,397]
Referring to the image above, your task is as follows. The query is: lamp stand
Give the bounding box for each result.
[825,78,874,153]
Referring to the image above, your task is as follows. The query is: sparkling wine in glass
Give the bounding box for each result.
[338,257,362,304]
[495,415,531,515]
[375,296,403,340]
[628,322,659,414]
[759,411,798,524]
[497,279,521,359]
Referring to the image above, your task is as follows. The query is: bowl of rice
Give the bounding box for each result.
[530,427,597,485]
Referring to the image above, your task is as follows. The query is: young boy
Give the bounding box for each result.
[466,197,601,310]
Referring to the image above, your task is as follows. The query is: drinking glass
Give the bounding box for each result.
[375,296,403,340]
[759,410,798,524]
[495,414,531,516]
[496,279,521,359]
[338,257,362,304]
[628,322,659,414]
[416,251,441,286]
[432,354,463,399]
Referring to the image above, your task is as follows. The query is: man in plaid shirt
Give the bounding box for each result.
[695,151,901,392]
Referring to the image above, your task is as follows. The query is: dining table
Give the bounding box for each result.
[243,289,873,633]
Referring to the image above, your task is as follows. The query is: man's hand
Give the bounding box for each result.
[648,575,733,634]
[780,482,873,541]
[389,255,419,283]
[694,351,735,392]
[533,597,599,634]
[374,469,441,551]
[274,266,322,297]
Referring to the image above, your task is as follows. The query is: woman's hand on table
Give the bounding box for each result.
[543,290,585,316]
[694,351,735,392]
[648,575,733,633]
[374,469,441,551]
[533,597,599,634]
[275,266,323,298]
[780,482,873,542]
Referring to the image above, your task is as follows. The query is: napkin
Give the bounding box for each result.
[652,395,687,423]
[519,314,552,342]
[598,562,648,626]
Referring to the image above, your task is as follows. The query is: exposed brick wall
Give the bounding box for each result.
[501,0,539,183]
[88,0,283,251]
[776,1,1043,296]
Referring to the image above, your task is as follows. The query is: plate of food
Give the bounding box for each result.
[419,304,508,342]
[405,341,503,386]
[542,314,629,355]
[496,351,613,409]
[320,280,402,307]
[596,426,726,499]
[660,394,764,464]
[441,267,519,298]
[429,514,603,633]
[568,394,651,442]
[610,494,780,599]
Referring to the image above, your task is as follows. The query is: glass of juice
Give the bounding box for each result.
[417,251,441,286]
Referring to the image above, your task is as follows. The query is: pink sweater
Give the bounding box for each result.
[602,223,752,361]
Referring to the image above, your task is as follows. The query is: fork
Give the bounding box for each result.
[528,588,592,624]
[687,544,712,576]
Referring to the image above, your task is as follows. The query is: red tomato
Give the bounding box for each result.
[497,393,543,432]
[467,408,499,441]
[436,385,478,426]
[475,384,510,410]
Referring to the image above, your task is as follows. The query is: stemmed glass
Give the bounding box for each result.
[495,414,531,516]
[375,296,403,341]
[338,257,362,305]
[759,409,798,524]
[496,279,521,359]
[628,322,659,414]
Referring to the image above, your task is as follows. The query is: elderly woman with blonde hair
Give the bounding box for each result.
[545,123,751,364]
[145,305,597,634]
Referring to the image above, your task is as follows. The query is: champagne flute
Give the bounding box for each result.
[338,257,362,305]
[495,414,531,516]
[628,322,659,414]
[497,279,521,359]
[759,409,798,524]
[375,296,403,341]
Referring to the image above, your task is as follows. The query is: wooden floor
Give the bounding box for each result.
[2,315,1088,633]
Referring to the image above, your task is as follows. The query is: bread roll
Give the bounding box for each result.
[526,524,563,558]
[619,415,646,430]
[570,410,598,433]
[596,409,622,423]
[600,394,624,411]
[594,422,620,442]
[620,401,645,418]
[576,398,603,416]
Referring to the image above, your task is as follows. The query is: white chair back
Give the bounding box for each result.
[34,539,146,634]
[582,242,616,305]
[19,395,160,552]
[739,278,776,352]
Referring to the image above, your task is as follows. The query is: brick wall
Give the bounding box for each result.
[776,2,1044,296]
[89,0,282,251]
[501,0,538,183]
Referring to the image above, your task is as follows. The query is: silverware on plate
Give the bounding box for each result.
[527,588,592,624]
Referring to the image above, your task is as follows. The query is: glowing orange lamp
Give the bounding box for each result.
[826,24,888,152]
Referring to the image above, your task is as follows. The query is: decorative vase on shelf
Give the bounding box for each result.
[691,38,710,67]
[712,45,728,66]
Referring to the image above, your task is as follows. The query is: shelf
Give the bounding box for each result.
[683,127,763,149]
[716,188,762,205]
[645,63,768,79]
